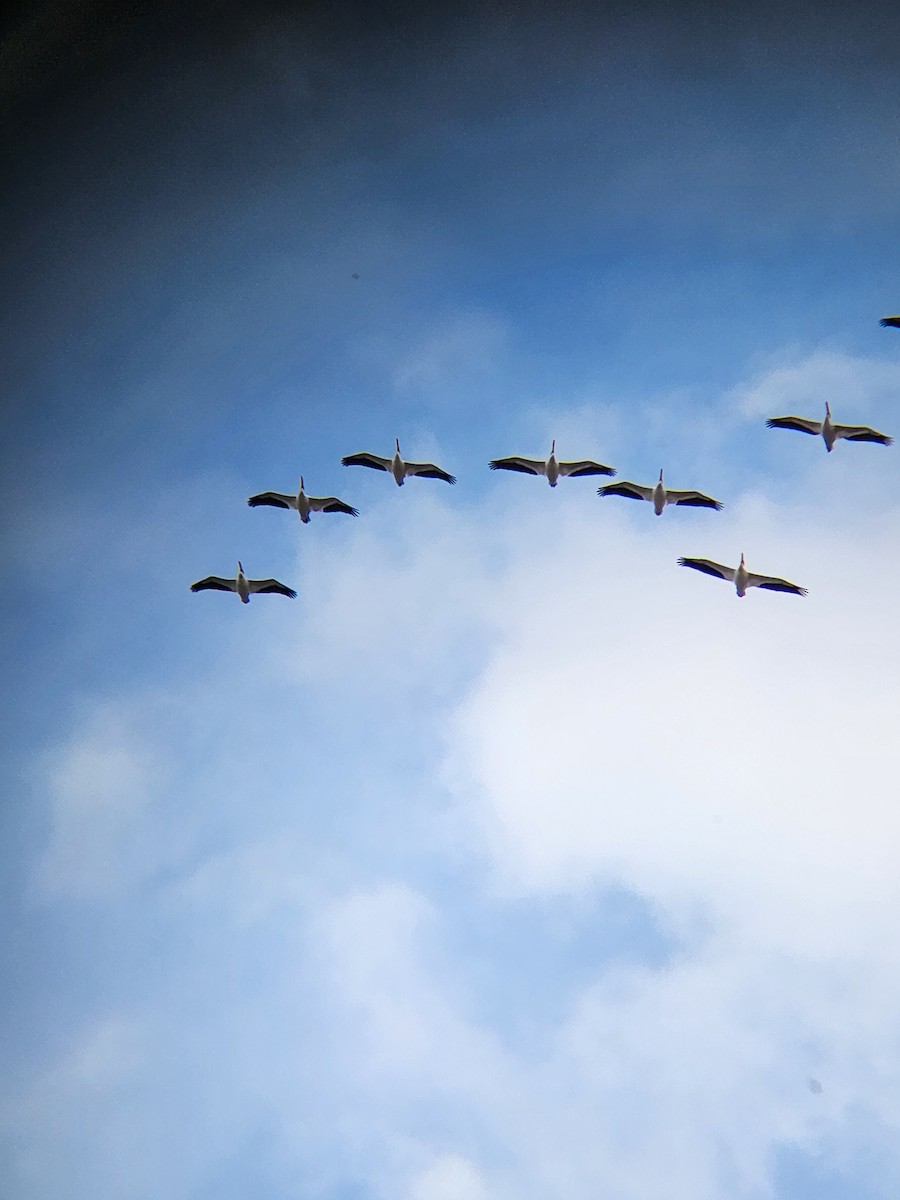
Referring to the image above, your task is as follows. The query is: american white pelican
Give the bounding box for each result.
[766,402,893,452]
[190,562,297,603]
[678,553,807,597]
[489,440,615,486]
[341,439,456,485]
[598,469,722,514]
[248,477,358,522]
[880,316,900,329]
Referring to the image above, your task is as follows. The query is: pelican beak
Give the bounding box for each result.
[659,468,664,481]
[396,437,400,452]
[238,561,244,574]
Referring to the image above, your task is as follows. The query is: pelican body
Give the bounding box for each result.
[341,438,456,486]
[190,562,297,603]
[248,476,358,522]
[489,440,616,486]
[766,402,892,452]
[678,552,807,598]
[598,469,722,515]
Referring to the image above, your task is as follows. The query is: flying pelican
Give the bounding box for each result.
[341,439,456,485]
[880,316,900,328]
[248,477,358,522]
[598,470,722,514]
[678,553,807,597]
[766,402,893,452]
[489,440,615,486]
[190,562,297,603]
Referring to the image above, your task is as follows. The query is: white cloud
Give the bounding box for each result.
[310,883,511,1099]
[729,349,899,424]
[410,1153,488,1200]
[14,348,900,1199]
[389,308,511,407]
[36,712,163,898]
[444,493,900,956]
[259,396,900,1193]
[281,490,495,701]
[522,945,900,1200]
[58,1015,146,1092]
[2,1016,151,1198]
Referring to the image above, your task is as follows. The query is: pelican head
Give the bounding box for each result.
[395,437,401,454]
[739,552,745,566]
[825,402,831,417]
[238,561,244,575]
[299,475,305,492]
[550,439,556,456]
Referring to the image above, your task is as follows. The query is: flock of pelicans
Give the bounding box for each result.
[192,326,898,603]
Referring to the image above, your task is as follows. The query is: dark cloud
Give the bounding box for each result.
[6,0,899,129]
[3,0,899,486]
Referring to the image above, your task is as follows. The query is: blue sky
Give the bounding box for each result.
[3,2,900,1197]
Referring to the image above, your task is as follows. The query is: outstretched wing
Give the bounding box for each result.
[404,462,456,484]
[667,490,724,510]
[341,452,392,472]
[247,492,294,509]
[558,459,616,478]
[747,573,807,596]
[248,579,297,598]
[191,576,237,593]
[489,456,545,475]
[677,557,734,581]
[597,480,652,502]
[880,316,900,329]
[832,423,893,446]
[766,416,822,435]
[309,496,360,515]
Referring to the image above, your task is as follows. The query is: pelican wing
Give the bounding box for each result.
[832,423,893,446]
[558,459,616,478]
[489,456,545,475]
[746,572,807,596]
[248,578,297,598]
[880,316,900,328]
[766,416,822,435]
[404,462,456,484]
[247,491,295,509]
[667,489,724,510]
[341,452,392,472]
[309,496,359,515]
[677,557,734,582]
[597,480,653,501]
[191,576,237,593]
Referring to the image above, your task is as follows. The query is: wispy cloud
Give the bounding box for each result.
[410,1153,488,1200]
[729,349,900,422]
[13,340,900,1195]
[6,5,900,1193]
[388,308,512,411]
[36,713,164,899]
[445,498,900,949]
